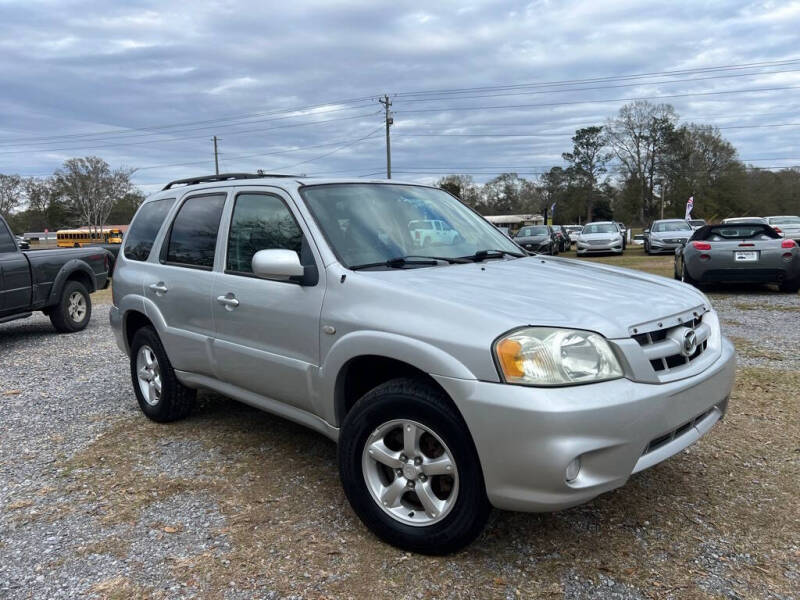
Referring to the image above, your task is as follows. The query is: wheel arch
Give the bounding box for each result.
[320,331,476,428]
[47,261,98,305]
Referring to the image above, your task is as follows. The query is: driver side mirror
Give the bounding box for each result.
[643,229,650,235]
[251,249,304,281]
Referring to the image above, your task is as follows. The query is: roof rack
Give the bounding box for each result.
[161,171,302,190]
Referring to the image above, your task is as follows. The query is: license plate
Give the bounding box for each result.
[735,251,758,262]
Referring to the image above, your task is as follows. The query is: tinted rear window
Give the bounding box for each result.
[694,224,780,241]
[123,198,175,261]
[164,194,226,269]
[0,220,17,253]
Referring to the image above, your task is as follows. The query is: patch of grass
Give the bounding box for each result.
[92,287,113,305]
[728,336,785,361]
[562,245,676,278]
[733,301,800,312]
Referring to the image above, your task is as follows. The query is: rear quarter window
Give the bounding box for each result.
[123,198,175,261]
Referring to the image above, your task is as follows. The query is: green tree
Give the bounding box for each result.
[0,173,24,217]
[606,101,678,223]
[54,157,134,235]
[561,126,612,222]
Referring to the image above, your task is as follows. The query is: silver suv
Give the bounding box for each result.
[111,173,736,554]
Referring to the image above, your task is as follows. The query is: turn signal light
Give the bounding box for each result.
[496,338,525,378]
[781,239,797,248]
[692,241,712,250]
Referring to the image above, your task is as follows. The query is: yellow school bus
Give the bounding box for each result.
[57,227,124,247]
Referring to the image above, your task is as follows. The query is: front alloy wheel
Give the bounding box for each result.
[339,378,490,554]
[362,419,459,526]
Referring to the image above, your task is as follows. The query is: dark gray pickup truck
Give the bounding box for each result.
[0,215,111,332]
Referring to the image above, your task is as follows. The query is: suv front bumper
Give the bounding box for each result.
[433,337,736,512]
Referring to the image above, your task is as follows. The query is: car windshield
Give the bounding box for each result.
[652,221,692,232]
[300,183,521,268]
[582,223,616,234]
[518,226,548,236]
[724,217,766,224]
[769,216,800,224]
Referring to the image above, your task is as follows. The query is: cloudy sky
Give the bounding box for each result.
[1,0,798,194]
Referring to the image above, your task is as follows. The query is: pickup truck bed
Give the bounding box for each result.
[1,216,112,332]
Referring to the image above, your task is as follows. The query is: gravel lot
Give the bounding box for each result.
[1,272,798,599]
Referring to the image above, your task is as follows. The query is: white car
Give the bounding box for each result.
[564,225,583,244]
[408,219,460,247]
[721,217,768,225]
[765,215,800,244]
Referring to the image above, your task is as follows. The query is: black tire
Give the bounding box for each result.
[49,280,92,333]
[779,277,800,293]
[681,262,699,287]
[338,378,491,555]
[129,326,195,422]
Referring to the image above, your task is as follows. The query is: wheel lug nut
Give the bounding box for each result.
[399,454,407,462]
[407,480,414,487]
[414,457,422,465]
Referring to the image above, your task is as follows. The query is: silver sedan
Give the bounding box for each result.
[674,223,800,293]
[575,221,624,255]
[645,219,693,254]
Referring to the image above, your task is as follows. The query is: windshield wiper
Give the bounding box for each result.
[349,255,467,271]
[459,249,526,262]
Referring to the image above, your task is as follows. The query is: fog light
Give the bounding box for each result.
[566,457,581,482]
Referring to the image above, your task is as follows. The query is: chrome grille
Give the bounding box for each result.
[587,238,612,246]
[632,315,710,373]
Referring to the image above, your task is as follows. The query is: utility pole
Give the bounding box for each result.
[213,136,219,175]
[379,95,393,178]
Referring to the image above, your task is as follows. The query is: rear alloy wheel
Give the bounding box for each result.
[129,326,195,422]
[339,378,490,554]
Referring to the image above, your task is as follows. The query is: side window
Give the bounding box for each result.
[226,193,303,275]
[124,198,176,261]
[0,220,17,253]
[164,194,226,269]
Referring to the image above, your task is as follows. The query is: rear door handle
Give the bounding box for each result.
[216,294,240,309]
[149,282,168,295]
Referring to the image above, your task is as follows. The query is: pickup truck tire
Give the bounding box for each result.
[49,280,92,333]
[129,326,195,422]
[338,377,490,555]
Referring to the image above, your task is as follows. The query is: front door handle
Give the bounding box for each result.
[149,282,168,295]
[216,294,240,309]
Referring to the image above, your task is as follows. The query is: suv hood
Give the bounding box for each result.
[363,256,708,339]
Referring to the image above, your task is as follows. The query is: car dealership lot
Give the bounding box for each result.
[1,256,798,599]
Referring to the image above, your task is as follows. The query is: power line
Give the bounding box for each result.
[391,58,800,97]
[392,67,800,104]
[0,111,383,154]
[0,96,378,145]
[392,122,800,139]
[133,127,383,172]
[394,85,800,115]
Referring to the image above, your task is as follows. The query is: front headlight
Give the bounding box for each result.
[494,327,623,386]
